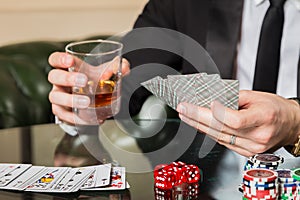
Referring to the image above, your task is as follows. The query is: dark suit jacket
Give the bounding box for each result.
[121,0,299,115]
[119,0,299,190]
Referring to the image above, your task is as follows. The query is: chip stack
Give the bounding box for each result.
[153,161,201,200]
[244,153,284,171]
[276,169,298,200]
[292,168,300,200]
[242,168,278,200]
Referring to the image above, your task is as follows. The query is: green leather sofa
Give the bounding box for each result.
[0,36,111,129]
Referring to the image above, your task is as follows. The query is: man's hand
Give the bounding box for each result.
[48,52,130,125]
[177,90,300,157]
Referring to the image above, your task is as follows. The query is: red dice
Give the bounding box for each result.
[153,161,201,189]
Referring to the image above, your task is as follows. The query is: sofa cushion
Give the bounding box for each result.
[0,41,65,128]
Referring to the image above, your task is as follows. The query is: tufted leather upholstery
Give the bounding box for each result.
[0,37,109,129]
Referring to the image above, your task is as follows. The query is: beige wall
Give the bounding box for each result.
[0,0,148,46]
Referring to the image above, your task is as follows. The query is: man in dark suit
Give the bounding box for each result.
[48,0,300,197]
[48,0,300,169]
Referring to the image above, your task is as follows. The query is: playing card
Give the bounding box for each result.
[167,73,205,108]
[0,164,32,187]
[25,167,70,192]
[49,168,79,192]
[58,166,95,193]
[141,76,173,107]
[194,73,223,108]
[2,166,46,190]
[81,163,111,189]
[0,164,22,179]
[81,167,126,191]
[141,73,239,110]
[222,79,239,110]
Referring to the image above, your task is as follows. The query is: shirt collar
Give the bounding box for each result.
[254,0,300,11]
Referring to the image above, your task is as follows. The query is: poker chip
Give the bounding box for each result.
[276,168,297,198]
[243,168,278,182]
[240,154,300,200]
[276,169,297,184]
[292,168,300,181]
[242,168,279,199]
[252,153,284,165]
[242,197,277,200]
[244,153,284,172]
[243,180,277,190]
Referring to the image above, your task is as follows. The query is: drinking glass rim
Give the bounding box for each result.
[65,39,123,56]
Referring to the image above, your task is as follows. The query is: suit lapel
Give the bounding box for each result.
[205,0,244,79]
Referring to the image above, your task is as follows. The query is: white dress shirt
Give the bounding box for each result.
[213,0,300,199]
[236,0,300,97]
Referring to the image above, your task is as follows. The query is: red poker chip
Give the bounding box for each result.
[243,169,277,182]
[243,195,277,200]
[243,189,278,199]
[242,186,278,195]
[242,187,278,198]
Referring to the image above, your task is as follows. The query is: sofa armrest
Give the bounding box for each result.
[0,41,65,129]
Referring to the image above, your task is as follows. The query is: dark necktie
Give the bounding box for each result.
[253,0,286,93]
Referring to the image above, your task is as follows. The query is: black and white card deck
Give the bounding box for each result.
[0,163,127,193]
[141,73,239,110]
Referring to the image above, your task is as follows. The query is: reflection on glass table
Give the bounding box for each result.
[0,118,241,200]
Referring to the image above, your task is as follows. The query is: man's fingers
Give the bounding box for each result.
[121,58,130,76]
[48,52,74,69]
[48,69,88,87]
[211,99,261,130]
[177,103,217,127]
[49,90,90,109]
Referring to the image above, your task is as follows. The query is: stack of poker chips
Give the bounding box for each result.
[244,153,284,171]
[242,168,279,200]
[292,168,300,199]
[153,161,201,200]
[276,169,298,200]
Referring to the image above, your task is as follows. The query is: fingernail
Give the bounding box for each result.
[63,55,73,66]
[177,104,186,114]
[74,96,90,108]
[75,74,87,87]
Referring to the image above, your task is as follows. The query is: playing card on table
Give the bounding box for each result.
[49,168,78,192]
[25,167,70,192]
[0,164,32,187]
[57,166,95,193]
[81,163,112,189]
[0,163,23,179]
[141,73,239,110]
[2,166,46,190]
[82,167,126,191]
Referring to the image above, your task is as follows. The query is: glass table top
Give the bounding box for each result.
[0,119,246,200]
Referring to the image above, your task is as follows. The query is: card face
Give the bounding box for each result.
[94,163,112,187]
[81,167,126,191]
[25,167,70,192]
[58,167,95,193]
[0,163,125,193]
[81,163,111,189]
[2,166,46,190]
[0,164,32,187]
[108,167,126,190]
[49,168,79,192]
[0,164,22,179]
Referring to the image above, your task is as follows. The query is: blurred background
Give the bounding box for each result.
[0,0,148,45]
[0,0,148,164]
